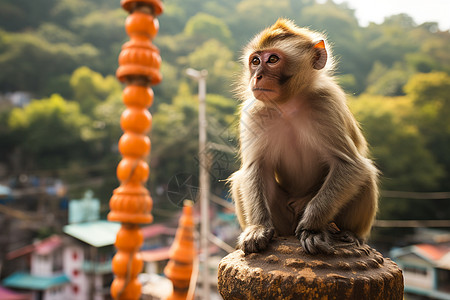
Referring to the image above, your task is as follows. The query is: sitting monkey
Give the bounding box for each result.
[229,19,378,254]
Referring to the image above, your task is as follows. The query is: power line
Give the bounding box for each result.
[374,220,450,228]
[0,203,42,221]
[210,194,234,211]
[380,190,450,200]
[7,162,116,177]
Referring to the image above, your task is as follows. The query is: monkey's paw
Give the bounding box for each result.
[237,225,275,254]
[296,229,334,255]
[337,230,362,245]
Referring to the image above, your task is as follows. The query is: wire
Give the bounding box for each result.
[374,220,450,227]
[380,190,450,200]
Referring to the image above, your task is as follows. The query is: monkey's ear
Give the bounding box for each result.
[313,40,327,70]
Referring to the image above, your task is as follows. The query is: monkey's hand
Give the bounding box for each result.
[237,225,275,254]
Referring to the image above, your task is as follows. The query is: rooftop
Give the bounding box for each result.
[415,243,450,261]
[3,272,70,290]
[7,235,62,260]
[0,286,32,300]
[391,242,450,270]
[63,221,175,248]
[63,220,121,247]
[140,247,171,262]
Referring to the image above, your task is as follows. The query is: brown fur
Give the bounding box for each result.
[229,19,378,254]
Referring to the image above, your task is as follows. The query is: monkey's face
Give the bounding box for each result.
[248,50,289,102]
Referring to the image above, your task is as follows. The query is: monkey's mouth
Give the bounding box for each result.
[252,88,278,101]
[252,88,275,92]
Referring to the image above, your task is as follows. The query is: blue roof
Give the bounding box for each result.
[3,272,70,290]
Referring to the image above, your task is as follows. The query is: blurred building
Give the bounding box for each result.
[3,221,176,300]
[2,190,176,300]
[3,235,70,300]
[68,190,100,224]
[391,242,450,300]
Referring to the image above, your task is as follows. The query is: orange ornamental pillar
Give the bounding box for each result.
[164,201,196,300]
[108,1,163,299]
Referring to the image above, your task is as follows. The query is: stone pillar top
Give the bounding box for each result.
[218,236,403,299]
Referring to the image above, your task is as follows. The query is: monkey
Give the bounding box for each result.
[229,19,378,255]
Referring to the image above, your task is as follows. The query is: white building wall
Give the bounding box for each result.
[31,254,53,276]
[43,285,67,300]
[64,245,89,300]
[94,274,104,300]
[403,267,434,290]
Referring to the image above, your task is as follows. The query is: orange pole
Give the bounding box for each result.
[108,1,163,299]
[164,201,196,300]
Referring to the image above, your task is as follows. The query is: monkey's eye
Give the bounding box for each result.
[268,55,279,64]
[251,57,260,66]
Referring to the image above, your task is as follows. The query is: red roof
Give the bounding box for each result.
[0,286,32,300]
[415,244,450,261]
[139,245,220,263]
[140,247,171,262]
[35,235,62,255]
[7,235,62,260]
[141,224,176,239]
[6,245,35,260]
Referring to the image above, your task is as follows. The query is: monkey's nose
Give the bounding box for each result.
[256,74,263,80]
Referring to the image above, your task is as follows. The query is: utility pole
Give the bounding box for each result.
[186,68,210,300]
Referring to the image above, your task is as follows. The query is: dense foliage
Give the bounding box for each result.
[0,0,449,239]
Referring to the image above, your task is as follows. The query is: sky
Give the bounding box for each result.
[327,0,450,31]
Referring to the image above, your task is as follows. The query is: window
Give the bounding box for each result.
[72,269,80,277]
[72,284,79,294]
[404,266,427,276]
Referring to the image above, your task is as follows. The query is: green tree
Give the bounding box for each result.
[184,13,233,46]
[185,39,239,96]
[350,95,444,191]
[158,3,187,36]
[92,91,123,155]
[69,66,121,115]
[230,0,291,48]
[299,1,359,40]
[0,0,58,31]
[150,83,237,204]
[419,35,450,73]
[0,107,19,172]
[0,30,98,96]
[404,72,450,189]
[350,94,445,221]
[8,94,92,170]
[71,9,127,74]
[50,0,94,29]
[296,1,369,92]
[37,23,79,45]
[153,61,181,106]
[365,14,419,66]
[366,62,412,96]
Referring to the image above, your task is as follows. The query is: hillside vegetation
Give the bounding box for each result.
[0,0,449,237]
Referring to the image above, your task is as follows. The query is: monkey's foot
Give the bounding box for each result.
[336,230,362,245]
[237,225,275,254]
[296,223,364,254]
[325,222,363,247]
[296,229,335,254]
